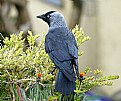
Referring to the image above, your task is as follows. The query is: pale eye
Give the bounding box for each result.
[47,15,51,18]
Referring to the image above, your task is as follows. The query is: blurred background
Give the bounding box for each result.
[0,0,121,100]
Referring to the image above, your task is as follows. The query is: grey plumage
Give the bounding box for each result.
[37,11,79,95]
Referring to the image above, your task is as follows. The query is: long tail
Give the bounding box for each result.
[55,70,76,95]
[48,54,76,95]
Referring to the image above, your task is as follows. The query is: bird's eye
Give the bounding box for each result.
[47,15,51,18]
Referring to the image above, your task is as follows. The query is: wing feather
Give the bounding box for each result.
[45,27,78,81]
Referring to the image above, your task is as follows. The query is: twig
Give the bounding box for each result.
[0,33,5,39]
[5,69,12,81]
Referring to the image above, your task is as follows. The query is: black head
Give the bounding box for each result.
[36,11,56,25]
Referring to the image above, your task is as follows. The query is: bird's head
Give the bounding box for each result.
[37,11,67,28]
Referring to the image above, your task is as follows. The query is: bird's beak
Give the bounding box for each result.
[36,14,46,20]
[36,14,49,25]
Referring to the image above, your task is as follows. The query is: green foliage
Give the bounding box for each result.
[72,25,90,56]
[0,26,119,101]
[0,30,55,100]
[75,67,119,94]
[0,31,54,82]
[72,25,90,47]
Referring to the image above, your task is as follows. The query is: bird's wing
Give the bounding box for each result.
[45,28,78,81]
[45,28,78,61]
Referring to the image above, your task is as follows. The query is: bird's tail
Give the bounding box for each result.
[55,70,76,95]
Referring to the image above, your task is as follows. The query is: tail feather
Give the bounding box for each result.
[55,70,76,95]
[48,53,76,95]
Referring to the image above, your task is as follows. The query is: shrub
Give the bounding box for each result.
[0,25,119,101]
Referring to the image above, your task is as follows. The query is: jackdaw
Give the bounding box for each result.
[37,11,79,96]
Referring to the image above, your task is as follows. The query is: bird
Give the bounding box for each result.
[37,11,79,96]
